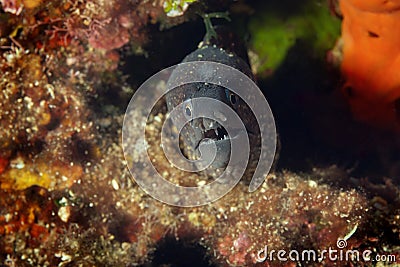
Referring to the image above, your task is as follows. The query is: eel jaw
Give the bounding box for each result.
[194,119,231,150]
[204,125,229,142]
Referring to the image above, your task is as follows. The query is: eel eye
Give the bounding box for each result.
[225,89,238,105]
[185,104,192,117]
[229,93,237,105]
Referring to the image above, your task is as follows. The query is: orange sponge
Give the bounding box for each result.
[340,0,400,131]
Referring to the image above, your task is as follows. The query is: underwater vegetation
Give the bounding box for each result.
[0,0,399,266]
[248,0,341,77]
[163,0,198,17]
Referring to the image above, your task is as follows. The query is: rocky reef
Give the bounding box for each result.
[0,0,399,266]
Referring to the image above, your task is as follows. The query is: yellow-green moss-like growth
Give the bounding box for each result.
[249,0,340,77]
[163,0,198,17]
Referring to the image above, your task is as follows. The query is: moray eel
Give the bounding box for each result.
[165,25,261,179]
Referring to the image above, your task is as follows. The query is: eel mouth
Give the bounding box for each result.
[204,125,229,141]
[193,119,232,151]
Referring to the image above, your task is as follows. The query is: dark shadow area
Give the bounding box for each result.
[246,0,309,17]
[260,39,400,182]
[242,0,400,183]
[144,236,216,267]
[260,40,340,172]
[121,21,205,90]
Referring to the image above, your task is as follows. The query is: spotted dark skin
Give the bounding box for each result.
[165,26,261,179]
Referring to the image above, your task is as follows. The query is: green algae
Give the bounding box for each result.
[249,0,341,77]
[163,0,198,17]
